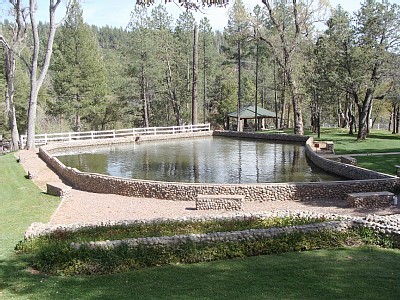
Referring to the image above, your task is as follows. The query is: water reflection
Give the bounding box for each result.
[56,137,344,184]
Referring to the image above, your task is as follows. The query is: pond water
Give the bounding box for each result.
[56,137,344,184]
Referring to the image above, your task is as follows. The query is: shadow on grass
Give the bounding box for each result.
[367,133,400,141]
[2,247,400,299]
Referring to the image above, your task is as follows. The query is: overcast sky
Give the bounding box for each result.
[30,0,398,30]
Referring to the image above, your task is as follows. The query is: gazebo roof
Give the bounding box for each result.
[227,105,276,119]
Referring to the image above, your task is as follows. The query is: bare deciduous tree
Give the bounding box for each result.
[24,0,72,150]
[0,0,28,150]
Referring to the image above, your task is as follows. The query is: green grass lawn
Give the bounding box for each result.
[267,127,400,175]
[309,128,400,175]
[268,127,399,155]
[356,155,400,176]
[1,152,400,299]
[307,128,400,155]
[3,247,400,300]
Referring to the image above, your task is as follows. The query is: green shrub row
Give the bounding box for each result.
[17,227,397,276]
[16,215,329,254]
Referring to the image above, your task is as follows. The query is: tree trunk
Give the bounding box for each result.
[356,88,374,140]
[286,70,303,135]
[262,68,266,109]
[3,46,20,151]
[345,93,355,134]
[236,39,242,132]
[141,63,149,128]
[273,59,278,129]
[165,51,181,126]
[202,27,207,124]
[75,113,81,132]
[338,98,347,128]
[393,103,399,134]
[280,72,286,129]
[367,98,374,132]
[254,41,259,131]
[192,24,198,125]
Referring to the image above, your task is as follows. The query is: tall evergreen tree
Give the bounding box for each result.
[225,0,251,131]
[51,0,108,131]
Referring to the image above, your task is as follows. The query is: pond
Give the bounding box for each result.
[55,137,344,184]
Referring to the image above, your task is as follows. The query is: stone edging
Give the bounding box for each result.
[70,221,352,250]
[24,211,400,250]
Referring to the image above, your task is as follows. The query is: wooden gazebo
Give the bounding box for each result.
[226,105,277,131]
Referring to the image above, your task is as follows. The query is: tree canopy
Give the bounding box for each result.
[1,0,400,144]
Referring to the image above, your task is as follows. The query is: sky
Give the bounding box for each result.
[25,0,400,31]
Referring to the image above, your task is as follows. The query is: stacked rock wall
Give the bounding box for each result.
[196,195,244,210]
[347,191,394,208]
[24,212,400,250]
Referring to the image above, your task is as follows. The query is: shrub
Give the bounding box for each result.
[16,216,397,276]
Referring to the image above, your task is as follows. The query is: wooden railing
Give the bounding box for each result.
[20,124,211,148]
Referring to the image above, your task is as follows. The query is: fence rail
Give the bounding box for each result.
[20,124,211,148]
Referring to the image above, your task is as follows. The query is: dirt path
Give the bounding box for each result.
[17,150,400,226]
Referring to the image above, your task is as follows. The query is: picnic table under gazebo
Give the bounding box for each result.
[226,105,277,131]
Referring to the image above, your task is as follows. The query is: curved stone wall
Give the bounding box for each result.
[304,138,392,180]
[39,130,400,202]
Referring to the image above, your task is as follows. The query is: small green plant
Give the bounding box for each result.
[16,224,397,276]
[16,215,329,254]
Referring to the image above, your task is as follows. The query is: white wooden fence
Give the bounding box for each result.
[20,123,211,148]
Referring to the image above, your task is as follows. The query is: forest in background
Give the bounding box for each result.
[1,0,399,150]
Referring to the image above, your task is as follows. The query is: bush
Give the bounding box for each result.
[16,216,397,276]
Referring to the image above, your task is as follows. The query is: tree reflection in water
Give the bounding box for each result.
[56,137,344,184]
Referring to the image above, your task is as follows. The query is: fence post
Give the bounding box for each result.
[91,131,94,140]
[113,130,116,138]
[69,132,72,141]
[44,133,47,145]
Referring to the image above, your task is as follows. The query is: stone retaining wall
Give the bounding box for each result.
[341,156,357,166]
[196,195,244,210]
[304,138,392,180]
[24,212,400,250]
[38,130,400,203]
[347,191,395,208]
[71,220,352,250]
[46,182,72,198]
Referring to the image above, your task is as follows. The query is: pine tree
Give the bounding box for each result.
[225,0,251,131]
[51,0,108,131]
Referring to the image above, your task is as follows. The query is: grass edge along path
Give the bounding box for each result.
[0,153,60,298]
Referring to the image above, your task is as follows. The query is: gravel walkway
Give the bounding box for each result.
[17,150,400,226]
